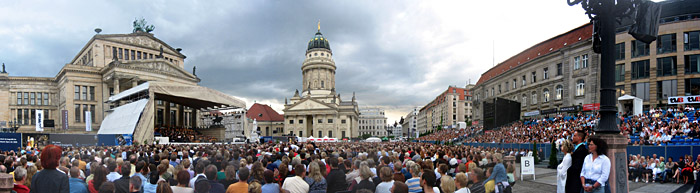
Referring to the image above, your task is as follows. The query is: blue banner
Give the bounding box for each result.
[0,133,22,151]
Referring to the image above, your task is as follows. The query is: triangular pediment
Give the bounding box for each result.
[109,60,198,81]
[285,98,334,111]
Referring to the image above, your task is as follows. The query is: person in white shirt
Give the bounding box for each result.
[557,140,574,193]
[580,137,611,193]
[376,167,395,193]
[282,164,309,193]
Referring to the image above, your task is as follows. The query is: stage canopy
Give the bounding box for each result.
[108,81,245,109]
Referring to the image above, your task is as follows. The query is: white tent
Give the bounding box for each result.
[365,137,381,142]
[99,99,149,134]
[618,94,643,116]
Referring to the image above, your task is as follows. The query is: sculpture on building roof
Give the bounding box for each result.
[192,66,196,76]
[132,18,155,33]
[1,63,5,73]
[156,46,164,58]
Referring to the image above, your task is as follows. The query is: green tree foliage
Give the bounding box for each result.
[549,140,558,168]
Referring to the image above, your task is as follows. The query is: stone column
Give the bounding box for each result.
[132,79,138,88]
[595,133,628,193]
[113,78,120,95]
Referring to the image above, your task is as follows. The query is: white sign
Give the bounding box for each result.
[85,111,92,132]
[521,156,535,180]
[36,110,44,132]
[668,95,700,104]
[524,110,540,117]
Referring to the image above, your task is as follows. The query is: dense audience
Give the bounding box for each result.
[154,127,217,143]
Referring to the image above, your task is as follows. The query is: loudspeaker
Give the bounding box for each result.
[629,0,662,44]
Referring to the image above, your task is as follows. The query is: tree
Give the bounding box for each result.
[549,140,558,169]
[360,134,372,139]
[533,141,540,164]
[437,115,444,131]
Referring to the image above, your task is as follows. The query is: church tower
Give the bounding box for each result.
[302,22,335,97]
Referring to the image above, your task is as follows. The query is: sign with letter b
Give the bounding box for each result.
[521,156,535,180]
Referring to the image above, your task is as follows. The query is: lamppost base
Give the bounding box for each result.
[593,133,628,193]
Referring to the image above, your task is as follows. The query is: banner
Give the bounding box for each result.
[524,110,540,117]
[0,133,22,151]
[583,103,600,111]
[49,134,98,147]
[85,111,92,132]
[560,105,581,113]
[669,95,700,104]
[62,110,68,130]
[36,110,44,132]
[541,108,558,114]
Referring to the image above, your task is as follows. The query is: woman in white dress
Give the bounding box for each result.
[557,139,574,193]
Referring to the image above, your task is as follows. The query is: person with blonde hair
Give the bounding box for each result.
[304,161,327,193]
[248,180,261,193]
[483,153,509,192]
[454,172,470,193]
[557,139,574,193]
[440,175,456,193]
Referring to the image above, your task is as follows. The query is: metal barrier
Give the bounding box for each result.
[456,142,700,160]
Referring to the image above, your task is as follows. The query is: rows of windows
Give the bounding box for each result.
[288,119,348,124]
[74,85,96,101]
[616,31,700,61]
[111,46,179,65]
[15,92,50,106]
[74,104,96,123]
[14,109,50,125]
[574,54,589,70]
[77,49,93,66]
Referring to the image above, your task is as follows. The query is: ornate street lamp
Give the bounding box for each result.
[566,0,660,192]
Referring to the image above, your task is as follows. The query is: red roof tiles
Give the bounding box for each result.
[475,23,593,86]
[246,103,284,122]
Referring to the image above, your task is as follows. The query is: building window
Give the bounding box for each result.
[137,51,142,59]
[17,109,22,125]
[531,72,536,83]
[170,110,176,126]
[24,92,28,105]
[321,81,324,88]
[299,120,303,124]
[632,40,650,58]
[82,86,87,100]
[685,54,700,74]
[318,119,322,123]
[631,60,650,80]
[30,93,35,105]
[582,54,588,68]
[556,63,562,76]
[124,49,130,60]
[686,78,700,95]
[574,56,580,70]
[543,89,550,102]
[657,57,677,77]
[299,131,303,137]
[328,130,333,138]
[75,104,81,122]
[522,75,526,86]
[118,48,123,59]
[615,64,625,82]
[615,43,625,61]
[17,93,21,105]
[30,109,35,125]
[24,109,29,125]
[522,95,527,107]
[576,80,585,96]
[341,119,346,124]
[657,33,677,54]
[631,83,650,101]
[616,85,626,97]
[318,131,322,137]
[686,31,700,51]
[91,105,96,123]
[328,119,333,123]
[74,86,80,100]
[512,79,517,89]
[543,68,549,79]
[491,88,494,97]
[555,85,563,100]
[657,80,677,100]
[89,86,95,101]
[37,93,42,105]
[342,131,346,138]
[289,120,294,124]
[531,92,537,104]
[498,85,501,94]
[43,93,49,105]
[131,50,136,60]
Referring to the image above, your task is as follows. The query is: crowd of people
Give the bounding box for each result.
[416,128,480,143]
[154,127,218,143]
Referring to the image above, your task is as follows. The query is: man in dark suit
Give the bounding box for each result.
[566,130,588,193]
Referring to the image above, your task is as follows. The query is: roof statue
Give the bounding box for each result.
[1,63,5,73]
[132,18,155,33]
[285,97,288,105]
[112,48,119,61]
[294,89,300,97]
[352,92,356,102]
[192,66,196,76]
[156,46,164,58]
[318,19,321,32]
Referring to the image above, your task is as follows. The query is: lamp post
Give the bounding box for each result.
[567,0,660,192]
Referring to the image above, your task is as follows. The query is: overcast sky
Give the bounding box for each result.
[0,0,603,124]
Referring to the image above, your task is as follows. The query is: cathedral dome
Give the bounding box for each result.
[307,30,331,51]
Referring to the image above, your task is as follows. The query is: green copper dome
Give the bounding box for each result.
[307,30,331,51]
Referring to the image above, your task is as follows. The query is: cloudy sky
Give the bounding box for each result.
[0,0,602,123]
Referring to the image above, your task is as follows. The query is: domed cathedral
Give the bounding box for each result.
[283,22,360,139]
